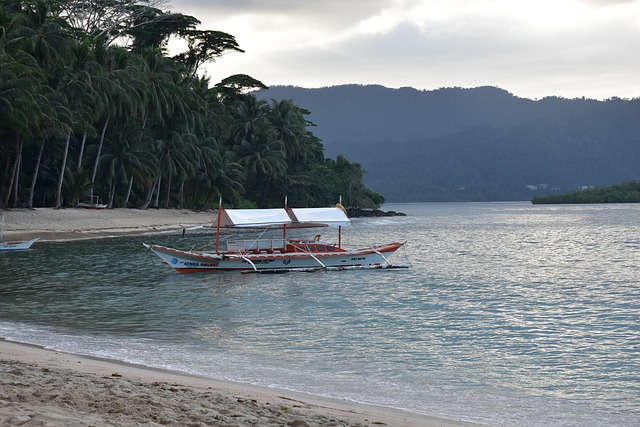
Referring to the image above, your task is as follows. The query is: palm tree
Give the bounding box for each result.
[268,99,307,163]
[234,131,286,206]
[228,96,269,155]
[0,55,55,208]
[89,45,143,199]
[0,2,68,208]
[154,127,198,208]
[52,45,99,208]
[51,96,74,209]
[207,155,244,206]
[139,48,181,126]
[100,120,156,208]
[65,39,99,172]
[27,89,67,209]
[9,1,70,70]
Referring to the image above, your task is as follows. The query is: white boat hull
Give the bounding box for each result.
[0,238,39,252]
[144,242,405,273]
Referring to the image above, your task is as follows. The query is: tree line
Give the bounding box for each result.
[0,0,384,210]
[531,181,640,204]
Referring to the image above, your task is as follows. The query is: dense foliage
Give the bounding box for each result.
[0,0,383,209]
[531,181,640,204]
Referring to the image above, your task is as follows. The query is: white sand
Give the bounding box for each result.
[0,207,478,426]
[0,340,475,427]
[1,208,215,242]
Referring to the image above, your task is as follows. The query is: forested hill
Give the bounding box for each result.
[532,181,640,204]
[257,85,640,202]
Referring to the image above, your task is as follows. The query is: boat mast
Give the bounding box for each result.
[283,196,288,241]
[215,197,222,253]
[338,196,343,249]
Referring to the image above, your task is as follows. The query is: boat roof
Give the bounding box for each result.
[218,207,351,228]
[289,207,351,227]
[220,208,291,227]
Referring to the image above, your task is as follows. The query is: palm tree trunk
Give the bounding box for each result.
[1,150,10,208]
[178,180,185,208]
[91,115,110,198]
[4,134,21,208]
[77,132,87,171]
[55,131,72,209]
[27,139,45,209]
[154,175,161,208]
[124,175,134,208]
[107,179,116,208]
[140,176,158,210]
[163,170,172,208]
[11,137,23,208]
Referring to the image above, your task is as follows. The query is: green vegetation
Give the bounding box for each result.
[0,0,383,210]
[531,181,640,204]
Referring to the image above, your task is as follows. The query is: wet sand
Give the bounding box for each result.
[0,340,477,427]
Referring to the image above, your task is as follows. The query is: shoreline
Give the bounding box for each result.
[0,339,474,427]
[1,207,215,242]
[1,207,475,426]
[1,207,409,243]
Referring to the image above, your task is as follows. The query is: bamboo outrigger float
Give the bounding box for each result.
[144,200,406,273]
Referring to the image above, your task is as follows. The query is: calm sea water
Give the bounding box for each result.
[1,202,639,426]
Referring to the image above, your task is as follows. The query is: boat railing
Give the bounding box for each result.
[227,239,286,253]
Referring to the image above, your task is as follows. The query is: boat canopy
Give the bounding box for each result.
[217,207,351,228]
[220,208,292,228]
[289,207,351,227]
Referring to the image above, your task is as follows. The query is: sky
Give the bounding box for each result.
[167,0,640,100]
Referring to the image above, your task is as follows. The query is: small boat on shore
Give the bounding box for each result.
[0,238,40,252]
[77,195,107,209]
[0,214,39,252]
[144,201,406,273]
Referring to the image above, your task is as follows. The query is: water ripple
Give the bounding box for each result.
[1,203,639,426]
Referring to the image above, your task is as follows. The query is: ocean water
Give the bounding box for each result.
[1,202,638,426]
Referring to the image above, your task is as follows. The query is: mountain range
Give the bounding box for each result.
[257,85,640,202]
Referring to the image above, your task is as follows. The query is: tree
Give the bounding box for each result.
[0,57,45,207]
[154,128,197,208]
[127,7,198,53]
[214,74,266,102]
[174,30,244,80]
[0,0,383,210]
[52,0,169,45]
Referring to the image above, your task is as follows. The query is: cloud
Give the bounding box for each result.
[580,0,639,5]
[170,0,640,99]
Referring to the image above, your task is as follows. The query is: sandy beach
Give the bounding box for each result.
[0,340,476,427]
[1,208,216,242]
[1,208,476,427]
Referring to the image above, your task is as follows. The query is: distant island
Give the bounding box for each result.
[531,181,640,204]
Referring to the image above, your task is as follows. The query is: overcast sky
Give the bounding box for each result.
[168,0,640,100]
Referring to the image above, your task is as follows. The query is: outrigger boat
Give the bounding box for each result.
[77,195,107,209]
[144,201,406,273]
[0,214,39,252]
